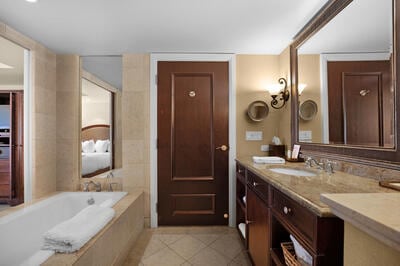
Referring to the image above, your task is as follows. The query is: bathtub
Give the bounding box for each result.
[0,192,127,266]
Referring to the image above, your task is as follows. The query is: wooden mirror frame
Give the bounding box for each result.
[290,0,400,169]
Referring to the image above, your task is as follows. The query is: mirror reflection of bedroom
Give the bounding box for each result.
[81,78,112,177]
[80,56,122,178]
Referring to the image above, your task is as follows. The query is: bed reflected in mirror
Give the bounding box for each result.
[80,56,122,178]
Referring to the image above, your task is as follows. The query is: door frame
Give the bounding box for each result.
[150,54,236,228]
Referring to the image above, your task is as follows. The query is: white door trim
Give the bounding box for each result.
[150,53,236,228]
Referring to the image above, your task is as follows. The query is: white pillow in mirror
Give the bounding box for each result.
[95,140,108,153]
[82,140,95,153]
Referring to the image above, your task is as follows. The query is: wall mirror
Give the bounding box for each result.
[247,100,269,122]
[80,56,122,178]
[291,0,400,166]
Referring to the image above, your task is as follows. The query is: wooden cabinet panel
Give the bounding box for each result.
[247,170,269,204]
[247,187,270,266]
[0,172,10,185]
[0,184,10,198]
[271,187,315,245]
[0,160,10,172]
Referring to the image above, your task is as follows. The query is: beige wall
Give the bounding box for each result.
[277,46,292,149]
[56,55,80,191]
[298,54,322,143]
[0,21,59,199]
[236,55,280,157]
[121,54,150,225]
[344,222,400,266]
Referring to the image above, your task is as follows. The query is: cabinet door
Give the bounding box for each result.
[247,187,270,266]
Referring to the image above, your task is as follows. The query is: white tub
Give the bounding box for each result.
[0,192,127,266]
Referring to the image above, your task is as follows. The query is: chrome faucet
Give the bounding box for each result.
[83,180,101,192]
[323,160,337,174]
[305,156,324,170]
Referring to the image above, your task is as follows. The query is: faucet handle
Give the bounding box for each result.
[93,181,102,192]
[108,182,118,192]
[324,160,337,174]
[83,181,90,192]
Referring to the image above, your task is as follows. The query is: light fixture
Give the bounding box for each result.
[267,78,289,109]
[298,83,307,95]
[0,62,13,69]
[25,0,38,3]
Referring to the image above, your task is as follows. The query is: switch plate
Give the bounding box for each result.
[299,130,312,142]
[261,144,269,152]
[246,131,263,141]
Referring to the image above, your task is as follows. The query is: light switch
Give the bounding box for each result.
[299,130,312,142]
[246,131,263,141]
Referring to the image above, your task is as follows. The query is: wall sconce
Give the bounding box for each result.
[298,84,307,96]
[267,78,289,109]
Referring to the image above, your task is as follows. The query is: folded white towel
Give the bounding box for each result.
[253,156,285,164]
[99,198,114,208]
[290,234,312,265]
[238,223,246,239]
[20,250,55,266]
[42,205,115,253]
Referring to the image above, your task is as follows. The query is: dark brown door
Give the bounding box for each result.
[247,188,270,266]
[342,73,382,146]
[157,61,229,225]
[327,60,392,146]
[10,91,23,206]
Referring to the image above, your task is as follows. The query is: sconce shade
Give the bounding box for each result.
[298,84,307,95]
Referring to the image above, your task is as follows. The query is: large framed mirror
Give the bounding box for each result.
[80,56,122,178]
[291,0,400,167]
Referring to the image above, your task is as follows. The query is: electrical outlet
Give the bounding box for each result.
[246,131,263,141]
[261,145,269,152]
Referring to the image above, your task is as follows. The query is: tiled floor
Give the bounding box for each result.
[0,204,10,212]
[123,226,251,266]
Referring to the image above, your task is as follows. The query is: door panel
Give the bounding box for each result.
[342,73,382,146]
[158,61,229,225]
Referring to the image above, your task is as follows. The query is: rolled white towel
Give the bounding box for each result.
[42,205,115,253]
[238,223,246,239]
[253,156,285,164]
[290,234,312,265]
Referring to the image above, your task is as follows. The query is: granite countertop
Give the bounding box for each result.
[236,157,395,217]
[321,193,400,251]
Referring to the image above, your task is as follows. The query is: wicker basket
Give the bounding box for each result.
[281,242,301,266]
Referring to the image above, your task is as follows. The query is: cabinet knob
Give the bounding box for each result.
[253,182,259,187]
[238,169,243,173]
[246,220,254,224]
[283,206,292,215]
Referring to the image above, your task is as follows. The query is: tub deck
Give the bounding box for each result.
[40,189,144,266]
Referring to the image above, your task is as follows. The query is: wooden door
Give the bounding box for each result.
[342,73,382,146]
[247,188,270,266]
[157,61,229,225]
[9,91,23,206]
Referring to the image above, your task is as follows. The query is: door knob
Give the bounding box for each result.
[216,145,229,151]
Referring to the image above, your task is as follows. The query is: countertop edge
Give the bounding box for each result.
[321,194,400,252]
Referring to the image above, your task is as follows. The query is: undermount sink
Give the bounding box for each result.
[269,168,317,177]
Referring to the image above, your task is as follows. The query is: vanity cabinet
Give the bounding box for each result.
[236,161,344,266]
[247,182,270,266]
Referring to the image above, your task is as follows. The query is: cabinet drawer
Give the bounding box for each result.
[271,187,315,243]
[236,163,245,176]
[247,170,269,204]
[0,160,9,172]
[0,172,10,184]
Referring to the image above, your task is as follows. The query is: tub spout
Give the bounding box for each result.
[83,181,101,192]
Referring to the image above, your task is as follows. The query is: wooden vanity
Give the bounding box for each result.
[236,158,394,266]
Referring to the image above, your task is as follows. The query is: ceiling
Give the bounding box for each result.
[0,37,24,86]
[0,0,329,55]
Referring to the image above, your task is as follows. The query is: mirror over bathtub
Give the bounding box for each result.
[80,56,122,181]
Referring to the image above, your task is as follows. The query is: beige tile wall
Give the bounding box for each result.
[56,55,80,191]
[122,54,150,225]
[0,21,58,199]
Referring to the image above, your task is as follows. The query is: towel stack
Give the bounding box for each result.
[252,156,285,164]
[42,204,115,253]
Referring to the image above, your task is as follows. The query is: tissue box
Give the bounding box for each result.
[269,144,285,158]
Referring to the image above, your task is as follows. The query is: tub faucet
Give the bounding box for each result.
[83,181,101,192]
